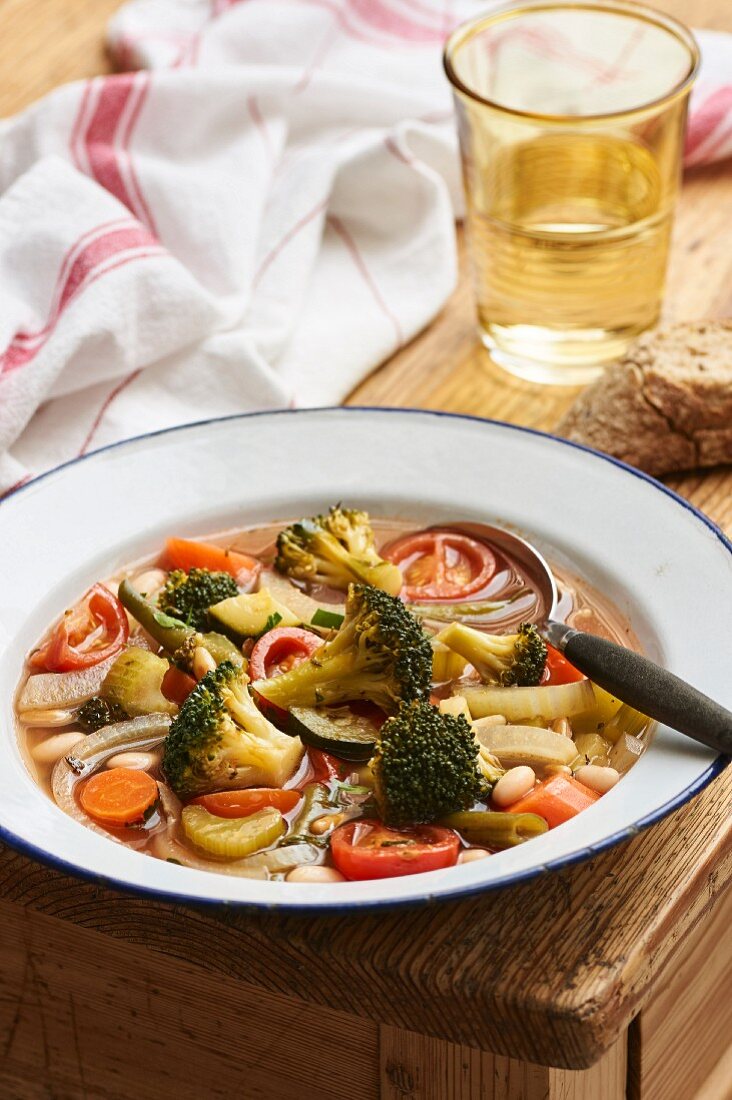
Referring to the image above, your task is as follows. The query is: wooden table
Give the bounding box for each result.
[0,2,730,1098]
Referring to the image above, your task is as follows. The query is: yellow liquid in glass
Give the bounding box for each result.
[464,133,674,382]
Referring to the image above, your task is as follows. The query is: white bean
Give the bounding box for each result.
[286,865,346,884]
[491,765,536,807]
[105,751,157,772]
[310,813,345,836]
[458,848,490,864]
[31,730,85,765]
[550,717,572,738]
[574,765,620,794]
[544,764,572,778]
[21,708,75,728]
[192,646,217,680]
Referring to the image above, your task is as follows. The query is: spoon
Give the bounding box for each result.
[441,523,732,757]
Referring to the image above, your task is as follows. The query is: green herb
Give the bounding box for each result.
[153,610,187,630]
[311,608,345,630]
[279,834,329,849]
[331,781,370,796]
[253,611,283,640]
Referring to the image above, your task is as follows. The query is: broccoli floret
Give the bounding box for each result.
[76,696,129,732]
[275,505,403,596]
[158,568,239,631]
[370,700,487,826]
[162,661,304,799]
[252,583,432,714]
[437,622,547,687]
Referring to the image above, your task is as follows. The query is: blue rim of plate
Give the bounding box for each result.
[0,406,729,915]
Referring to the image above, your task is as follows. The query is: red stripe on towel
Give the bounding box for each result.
[116,73,159,236]
[686,86,732,160]
[70,81,97,174]
[0,475,32,501]
[692,116,732,164]
[346,0,447,42]
[78,368,143,456]
[12,218,134,349]
[70,74,157,234]
[327,214,403,349]
[0,229,162,377]
[82,79,140,212]
[247,96,275,163]
[251,198,328,290]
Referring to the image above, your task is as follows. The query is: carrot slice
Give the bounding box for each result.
[190,788,301,818]
[164,537,260,585]
[80,768,159,826]
[505,774,600,829]
[162,665,197,706]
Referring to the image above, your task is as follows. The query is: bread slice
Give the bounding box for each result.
[557,321,732,476]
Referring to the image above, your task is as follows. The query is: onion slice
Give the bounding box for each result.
[51,714,171,839]
[18,655,119,711]
[412,592,535,629]
[463,678,595,722]
[473,724,577,768]
[149,829,268,878]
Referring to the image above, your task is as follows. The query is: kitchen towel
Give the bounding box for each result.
[0,0,730,495]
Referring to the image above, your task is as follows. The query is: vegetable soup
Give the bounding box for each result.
[15,508,650,883]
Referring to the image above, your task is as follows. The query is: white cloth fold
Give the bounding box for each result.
[0,0,730,495]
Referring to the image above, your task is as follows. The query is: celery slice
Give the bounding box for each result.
[182,805,285,860]
[102,649,177,717]
[464,678,594,722]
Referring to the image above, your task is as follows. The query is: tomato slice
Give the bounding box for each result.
[189,788,301,818]
[30,584,129,672]
[382,530,496,601]
[330,820,460,880]
[249,626,321,681]
[542,645,585,685]
[303,748,354,785]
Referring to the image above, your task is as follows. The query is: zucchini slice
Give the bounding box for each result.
[208,588,300,641]
[288,706,381,762]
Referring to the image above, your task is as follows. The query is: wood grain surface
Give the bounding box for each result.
[0,898,630,1100]
[630,894,732,1100]
[379,1030,628,1100]
[0,0,730,1090]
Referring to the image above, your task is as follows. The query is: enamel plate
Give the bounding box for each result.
[0,409,729,911]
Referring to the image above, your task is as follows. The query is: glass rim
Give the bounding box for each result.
[443,0,700,123]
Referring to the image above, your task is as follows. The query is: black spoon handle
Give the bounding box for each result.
[545,622,732,756]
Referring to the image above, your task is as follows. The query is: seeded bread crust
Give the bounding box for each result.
[557,322,732,476]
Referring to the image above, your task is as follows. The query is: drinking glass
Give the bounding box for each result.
[444,1,699,384]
